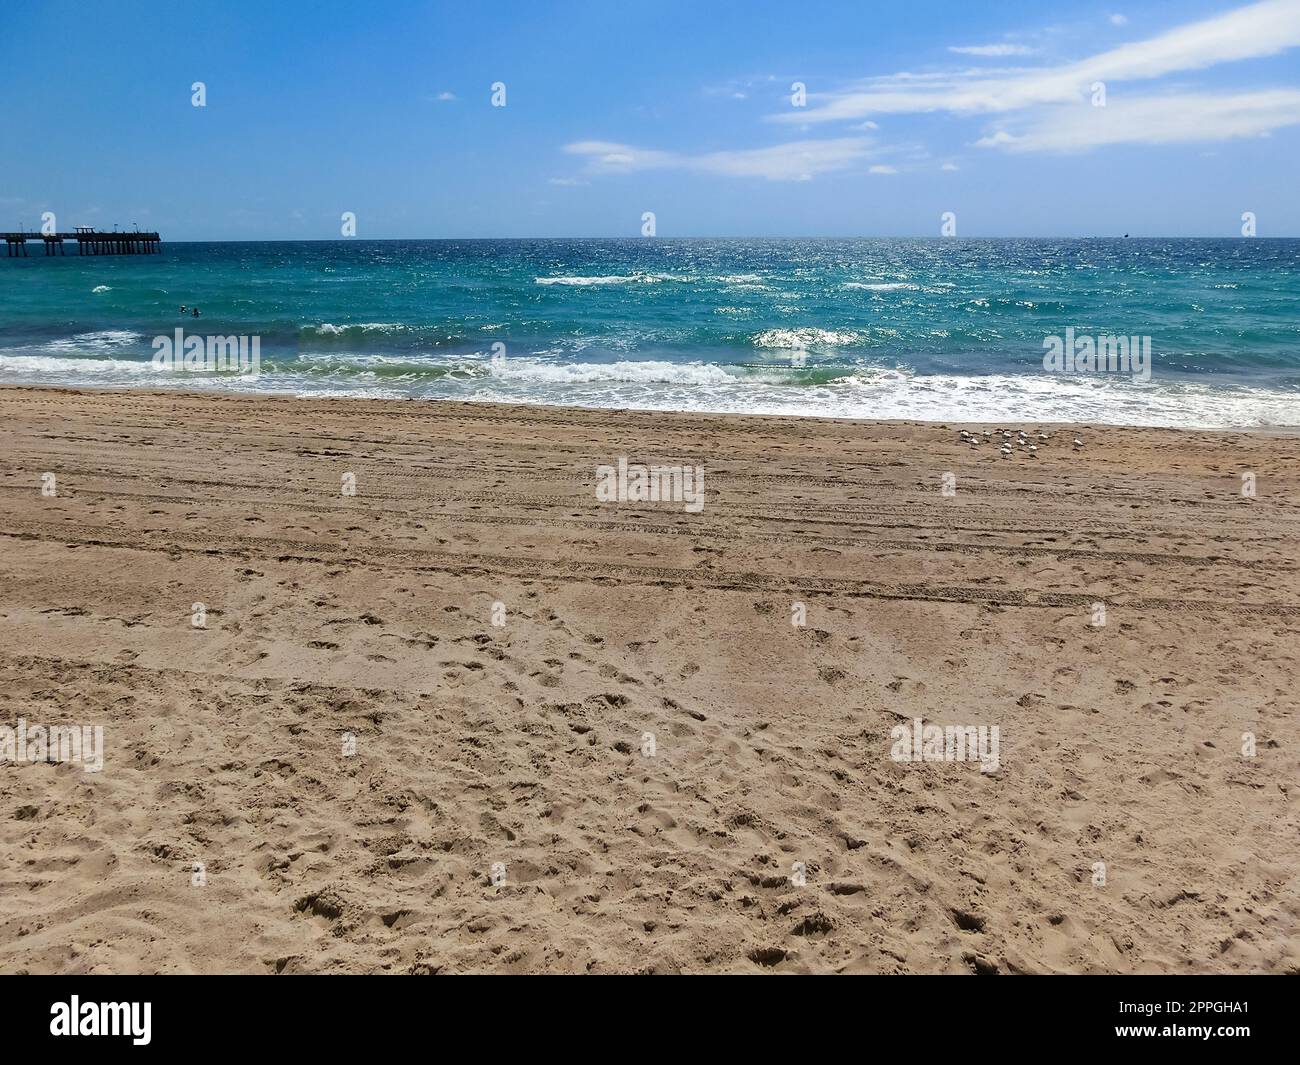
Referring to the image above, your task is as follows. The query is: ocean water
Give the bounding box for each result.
[1,238,1297,428]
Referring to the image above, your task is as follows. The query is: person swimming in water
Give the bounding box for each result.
[180,305,187,313]
[191,307,200,317]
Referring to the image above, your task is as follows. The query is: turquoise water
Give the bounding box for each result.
[1,238,1297,427]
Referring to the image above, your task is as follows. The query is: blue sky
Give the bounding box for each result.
[3,0,1298,238]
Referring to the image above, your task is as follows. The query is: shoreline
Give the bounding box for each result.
[3,382,1299,436]
[1,385,1297,973]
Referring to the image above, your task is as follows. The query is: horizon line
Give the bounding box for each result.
[28,234,1296,243]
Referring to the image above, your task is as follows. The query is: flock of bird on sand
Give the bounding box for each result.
[958,427,1085,457]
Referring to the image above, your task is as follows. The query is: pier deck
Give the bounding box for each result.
[2,228,161,256]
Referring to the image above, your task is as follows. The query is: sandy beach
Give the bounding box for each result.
[0,384,1297,974]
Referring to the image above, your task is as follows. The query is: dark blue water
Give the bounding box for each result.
[2,238,1297,426]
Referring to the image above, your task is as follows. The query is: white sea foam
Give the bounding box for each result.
[34,331,146,356]
[843,282,919,291]
[58,330,140,348]
[490,357,737,386]
[714,273,770,289]
[534,273,687,286]
[464,358,1300,429]
[296,352,426,365]
[3,348,1295,431]
[78,330,137,342]
[91,285,112,293]
[310,322,406,336]
[0,354,162,375]
[752,327,864,348]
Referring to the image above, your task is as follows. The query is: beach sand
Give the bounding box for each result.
[0,385,1297,974]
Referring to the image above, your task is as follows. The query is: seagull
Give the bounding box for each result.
[1029,444,1037,454]
[1073,437,1083,448]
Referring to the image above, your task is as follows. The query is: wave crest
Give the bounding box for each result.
[752,327,864,349]
[534,273,687,286]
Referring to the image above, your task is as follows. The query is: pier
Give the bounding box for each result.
[3,227,161,257]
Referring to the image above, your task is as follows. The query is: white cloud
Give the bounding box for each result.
[948,44,1037,57]
[436,91,457,101]
[563,141,678,173]
[974,130,1022,148]
[772,0,1300,122]
[556,1,1300,183]
[564,137,875,181]
[976,89,1300,151]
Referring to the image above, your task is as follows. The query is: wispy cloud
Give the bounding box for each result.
[948,44,1037,57]
[976,89,1300,151]
[771,0,1300,122]
[559,1,1300,181]
[563,137,875,181]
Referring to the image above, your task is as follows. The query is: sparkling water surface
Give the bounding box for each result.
[2,238,1297,427]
